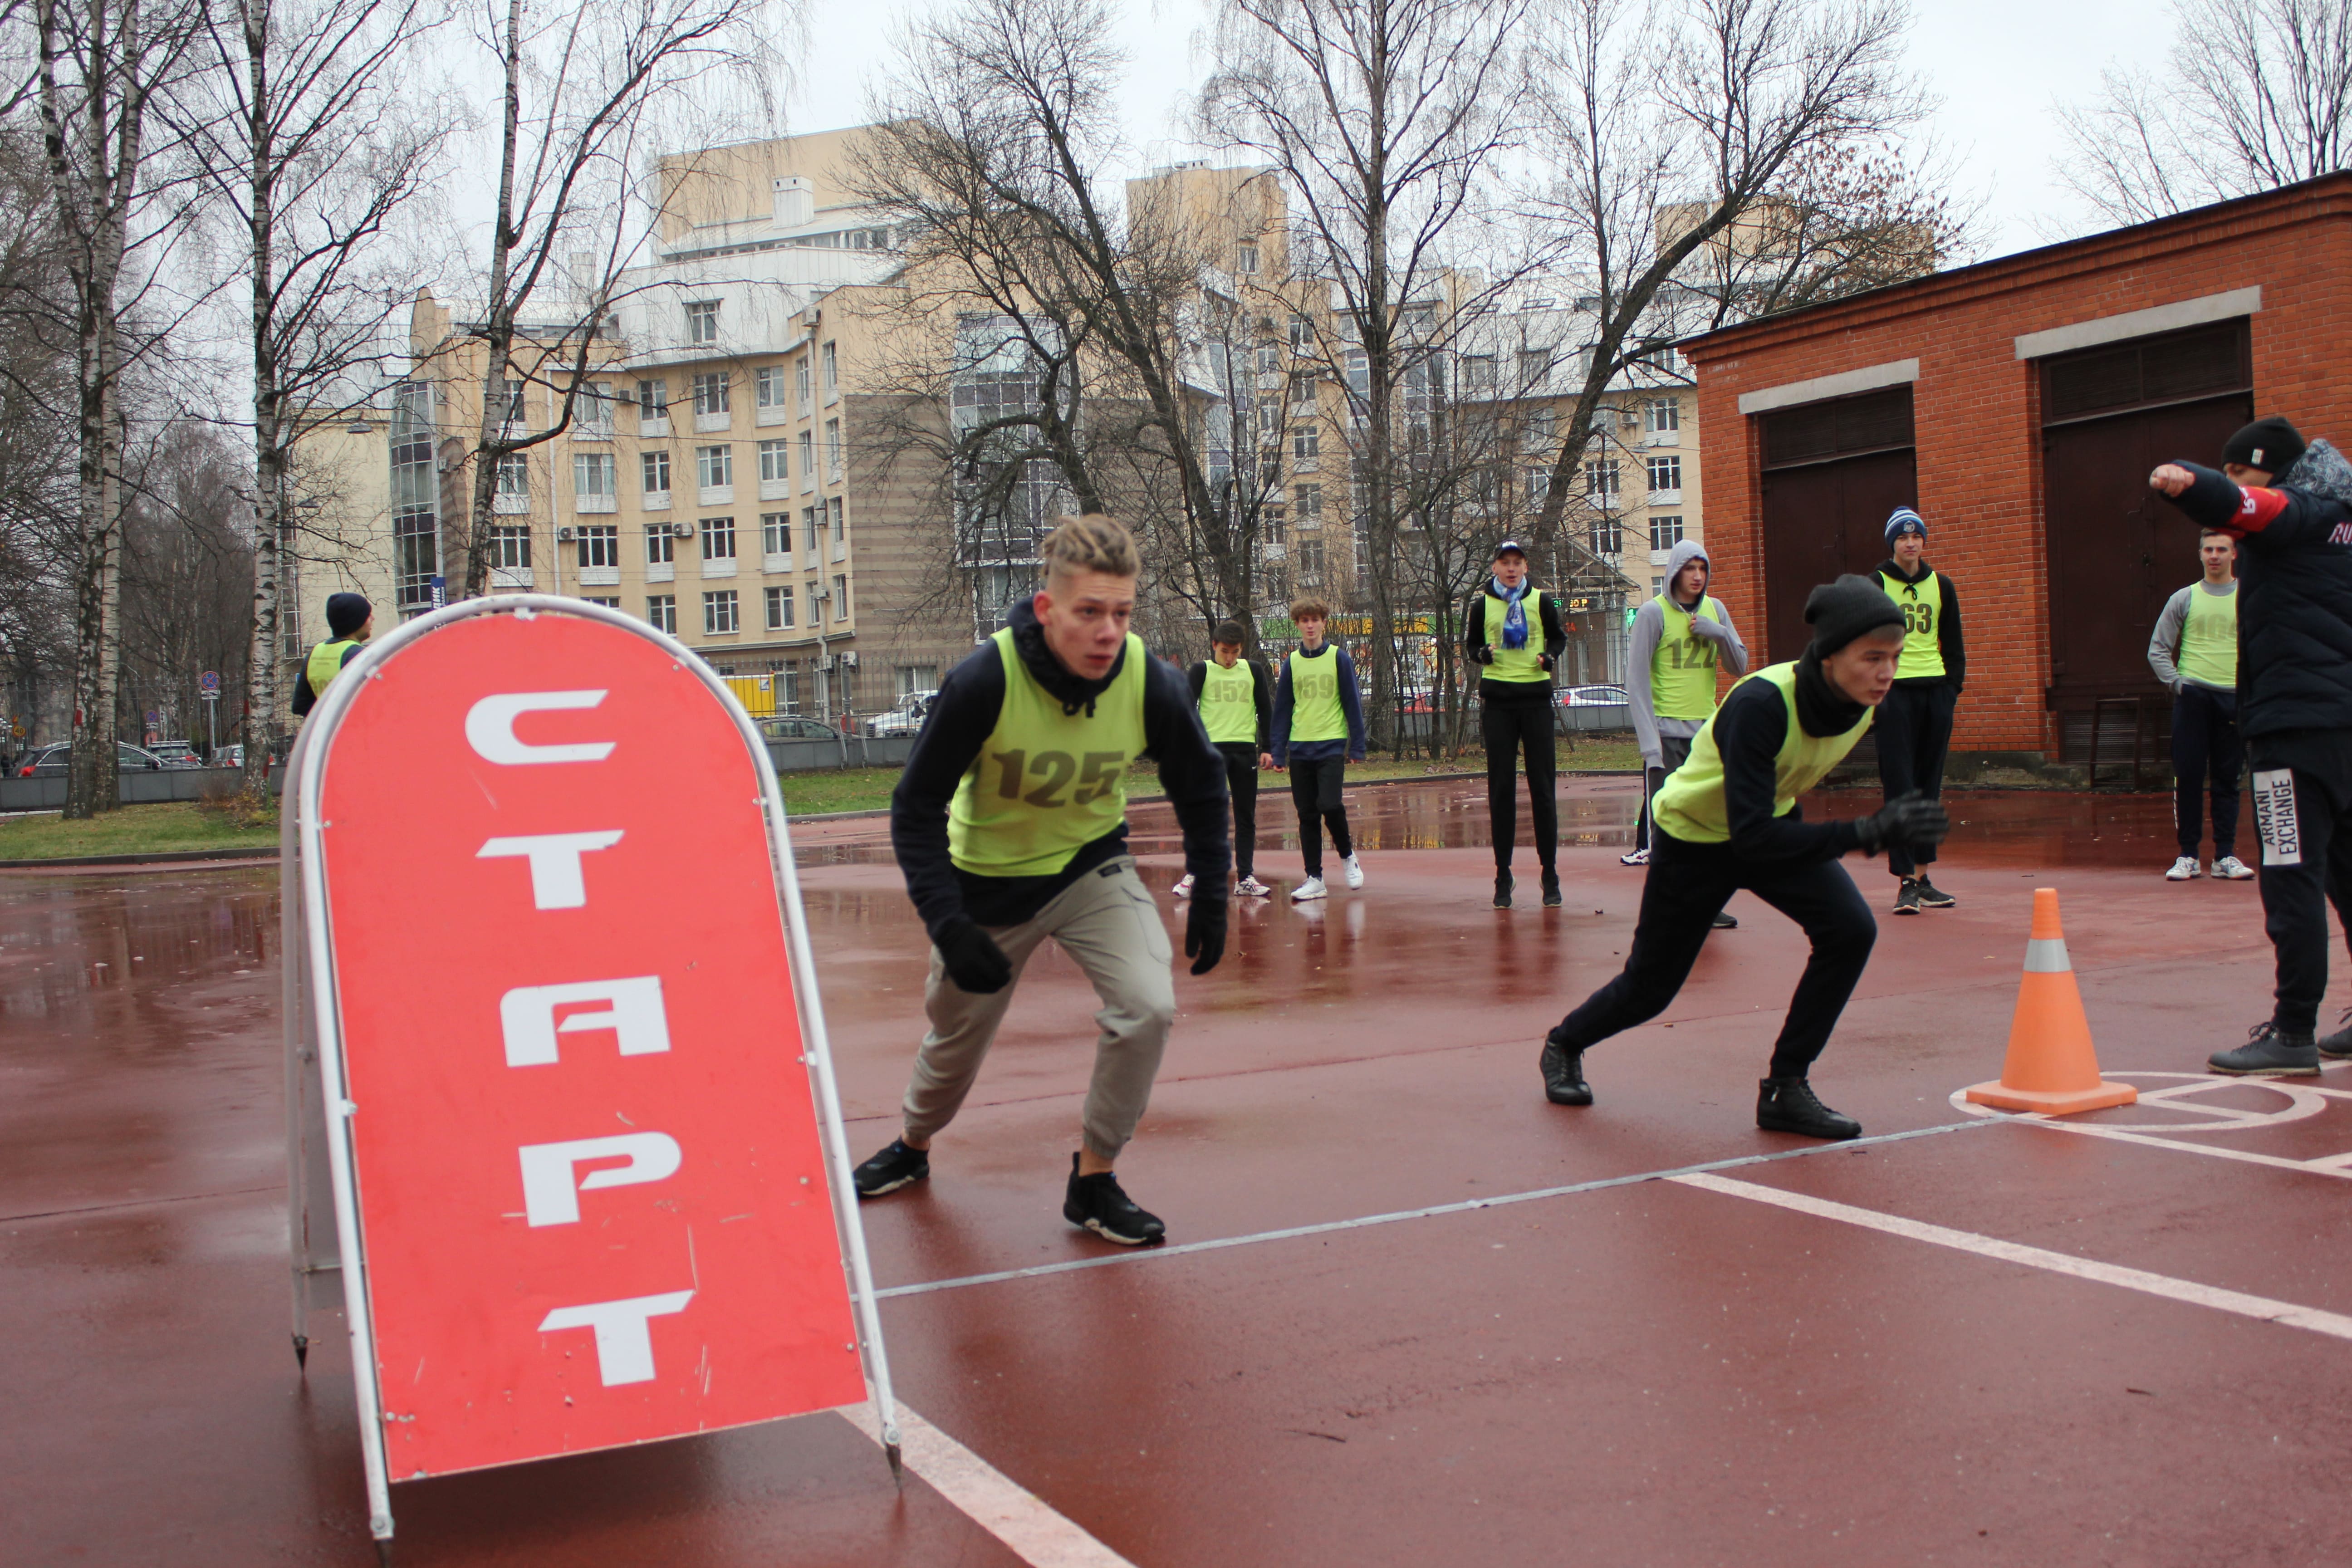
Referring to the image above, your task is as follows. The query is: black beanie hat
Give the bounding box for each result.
[327,592,372,637]
[2223,416,2306,475]
[1803,574,1904,658]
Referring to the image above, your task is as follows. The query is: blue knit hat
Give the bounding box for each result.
[1884,507,1926,544]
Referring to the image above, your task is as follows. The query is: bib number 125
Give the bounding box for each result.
[990,749,1127,807]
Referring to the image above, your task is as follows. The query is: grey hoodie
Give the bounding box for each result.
[1626,538,1748,763]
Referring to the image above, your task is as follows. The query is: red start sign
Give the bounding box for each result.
[307,606,869,1481]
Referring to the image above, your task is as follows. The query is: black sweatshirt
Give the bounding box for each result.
[890,600,1231,939]
[1871,559,1965,691]
[1185,658,1274,749]
[1707,667,1864,864]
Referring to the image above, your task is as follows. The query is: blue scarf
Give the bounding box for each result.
[1491,576,1530,650]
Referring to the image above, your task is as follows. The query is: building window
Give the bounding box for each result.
[1646,455,1682,493]
[898,664,938,696]
[1293,425,1319,463]
[497,377,525,424]
[697,445,733,489]
[765,584,794,628]
[829,495,845,544]
[642,449,670,496]
[1294,482,1322,522]
[832,574,849,620]
[1288,370,1316,409]
[1586,459,1621,498]
[1289,312,1313,351]
[495,453,529,500]
[803,505,822,552]
[644,523,674,565]
[756,365,786,409]
[692,372,730,417]
[574,380,613,435]
[820,340,838,398]
[577,524,619,569]
[1644,397,1680,434]
[758,439,789,484]
[1235,240,1259,274]
[1518,347,1550,391]
[1591,517,1622,556]
[1651,575,1665,597]
[392,382,440,609]
[778,665,801,713]
[1648,514,1685,553]
[702,515,736,559]
[795,354,812,415]
[1520,407,1555,451]
[824,418,842,481]
[704,589,739,635]
[646,594,676,632]
[795,429,814,485]
[1264,504,1287,547]
[489,523,531,569]
[636,378,667,420]
[582,596,620,609]
[686,300,719,344]
[761,512,790,556]
[1526,468,1551,503]
[1345,350,1368,396]
[573,451,616,500]
[1296,536,1325,583]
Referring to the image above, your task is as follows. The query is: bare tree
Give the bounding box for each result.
[2053,0,2352,227]
[1524,0,1932,562]
[33,0,206,817]
[442,0,779,600]
[172,0,451,786]
[118,416,253,753]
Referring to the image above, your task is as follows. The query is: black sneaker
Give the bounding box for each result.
[1711,910,1738,930]
[1063,1154,1166,1245]
[1914,877,1956,909]
[1541,869,1562,907]
[1494,871,1514,909]
[1893,878,1923,916]
[852,1138,929,1198]
[1756,1077,1862,1140]
[2209,1020,2321,1077]
[2321,1009,2352,1061]
[1541,1030,1592,1106]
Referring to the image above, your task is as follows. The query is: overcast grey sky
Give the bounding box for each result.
[779,0,2174,262]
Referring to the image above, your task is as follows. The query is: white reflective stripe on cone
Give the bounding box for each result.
[2023,937,2070,973]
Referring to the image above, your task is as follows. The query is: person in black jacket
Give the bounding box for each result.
[1872,508,1965,915]
[1181,620,1275,898]
[2150,415,2352,1076]
[1462,540,1568,908]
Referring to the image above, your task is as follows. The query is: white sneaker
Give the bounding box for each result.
[2165,856,2201,881]
[1341,853,1364,889]
[1619,848,1650,866]
[1171,874,1195,898]
[2213,855,2256,881]
[1291,875,1327,902]
[1235,875,1273,897]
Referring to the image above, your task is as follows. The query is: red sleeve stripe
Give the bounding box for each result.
[2235,486,2289,534]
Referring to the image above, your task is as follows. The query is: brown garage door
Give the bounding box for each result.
[1758,387,1917,662]
[2039,319,2252,715]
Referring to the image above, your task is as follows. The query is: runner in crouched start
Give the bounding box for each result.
[855,515,1231,1244]
[1538,576,1951,1140]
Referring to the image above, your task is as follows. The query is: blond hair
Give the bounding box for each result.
[1289,594,1332,622]
[1040,513,1140,585]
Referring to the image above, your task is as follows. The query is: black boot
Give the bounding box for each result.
[1541,1030,1591,1106]
[1541,867,1562,907]
[1494,871,1513,909]
[1756,1077,1861,1140]
[2209,1020,2321,1076]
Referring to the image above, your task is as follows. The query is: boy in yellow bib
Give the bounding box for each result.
[856,516,1232,1245]
[1272,594,1368,901]
[2148,528,2253,881]
[1874,507,1965,914]
[1180,619,1275,898]
[290,593,372,715]
[1538,577,1950,1140]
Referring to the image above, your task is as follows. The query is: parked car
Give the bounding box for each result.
[211,744,245,769]
[866,692,936,738]
[757,715,843,743]
[146,740,204,769]
[17,741,170,778]
[1558,684,1629,708]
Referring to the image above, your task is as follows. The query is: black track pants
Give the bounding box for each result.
[1482,697,1558,872]
[1290,756,1353,877]
[1219,742,1260,879]
[1551,830,1877,1078]
[2249,760,2352,1034]
[2171,684,2243,859]
[1632,733,1694,854]
[1873,680,1956,877]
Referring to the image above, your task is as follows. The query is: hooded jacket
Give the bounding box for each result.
[1626,539,1749,762]
[890,596,1230,938]
[1870,555,1965,691]
[2160,438,2352,740]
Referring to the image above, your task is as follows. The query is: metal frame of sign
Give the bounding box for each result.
[283,595,900,1552]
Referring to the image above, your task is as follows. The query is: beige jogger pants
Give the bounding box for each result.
[903,856,1176,1161]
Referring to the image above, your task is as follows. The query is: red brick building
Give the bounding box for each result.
[1682,173,2352,763]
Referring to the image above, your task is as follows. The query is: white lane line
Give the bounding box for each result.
[1671,1171,2352,1342]
[841,1399,1135,1568]
[2009,1117,2352,1180]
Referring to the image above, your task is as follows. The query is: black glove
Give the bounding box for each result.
[934,916,1013,994]
[1185,893,1228,976]
[1472,645,1494,664]
[1539,652,1555,673]
[1853,792,1950,858]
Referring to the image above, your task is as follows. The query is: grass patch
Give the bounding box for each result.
[0,800,280,861]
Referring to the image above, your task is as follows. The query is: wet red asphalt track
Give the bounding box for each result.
[5,776,2350,1565]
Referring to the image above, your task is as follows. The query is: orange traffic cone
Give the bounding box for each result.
[1964,888,2137,1115]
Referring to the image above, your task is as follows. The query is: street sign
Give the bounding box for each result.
[289,597,896,1547]
[199,670,220,695]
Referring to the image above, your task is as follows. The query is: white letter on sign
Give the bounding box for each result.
[537,1290,694,1386]
[518,1132,684,1226]
[477,831,626,908]
[500,977,670,1067]
[466,691,616,765]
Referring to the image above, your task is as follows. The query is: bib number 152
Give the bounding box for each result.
[991,749,1128,807]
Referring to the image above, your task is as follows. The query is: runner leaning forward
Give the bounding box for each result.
[854,516,1231,1244]
[1537,576,1951,1140]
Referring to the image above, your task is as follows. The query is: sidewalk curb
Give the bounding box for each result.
[0,845,280,870]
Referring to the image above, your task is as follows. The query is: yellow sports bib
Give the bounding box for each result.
[1199,658,1257,743]
[1480,587,1548,684]
[2178,584,2237,689]
[1877,568,1945,680]
[305,637,361,701]
[1287,647,1347,743]
[949,629,1148,877]
[1653,662,1873,844]
[1651,596,1727,720]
